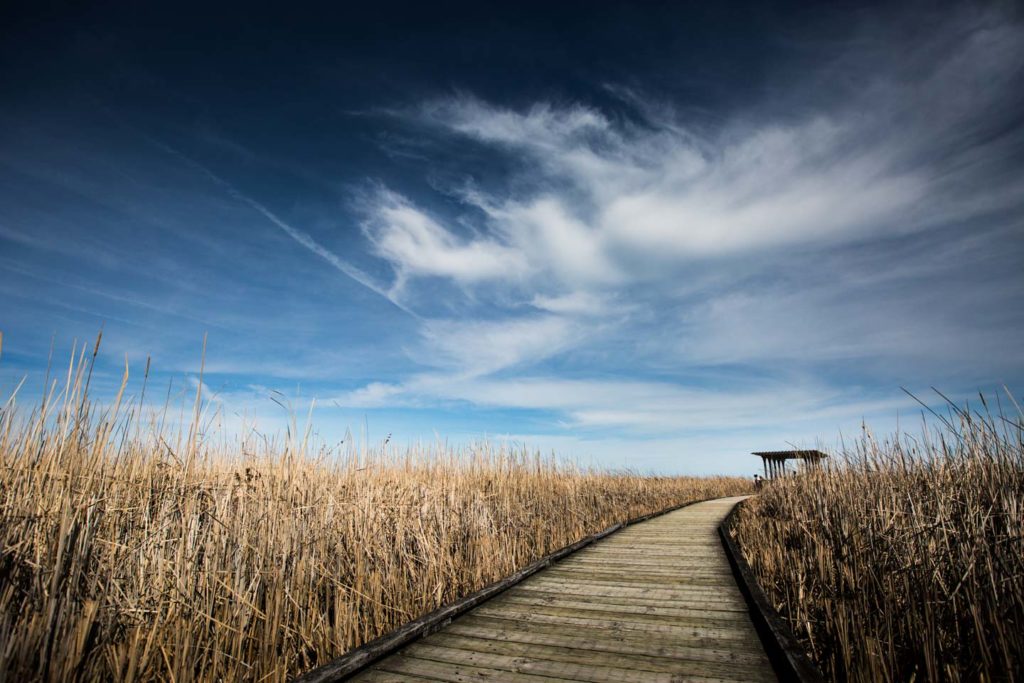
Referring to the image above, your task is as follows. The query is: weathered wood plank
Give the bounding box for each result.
[544,566,734,579]
[541,568,737,586]
[491,592,752,623]
[560,550,731,561]
[353,670,443,682]
[477,599,758,631]
[394,643,758,683]
[580,546,725,555]
[530,572,737,588]
[468,604,762,644]
[562,561,730,572]
[525,576,747,601]
[577,553,728,562]
[563,554,732,565]
[425,632,776,681]
[594,540,722,545]
[445,616,770,666]
[505,585,752,612]
[515,591,745,612]
[558,565,732,577]
[371,654,573,682]
[564,555,732,567]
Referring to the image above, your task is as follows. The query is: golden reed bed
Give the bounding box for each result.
[734,395,1024,681]
[0,339,750,682]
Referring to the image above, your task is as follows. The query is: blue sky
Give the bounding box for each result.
[2,2,1023,474]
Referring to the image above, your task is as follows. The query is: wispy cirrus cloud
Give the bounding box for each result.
[332,371,911,434]
[339,5,1024,444]
[354,9,1023,308]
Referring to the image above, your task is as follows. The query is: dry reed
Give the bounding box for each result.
[733,393,1024,681]
[0,338,751,682]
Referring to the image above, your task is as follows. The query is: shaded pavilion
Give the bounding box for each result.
[753,450,827,480]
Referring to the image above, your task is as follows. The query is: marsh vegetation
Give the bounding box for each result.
[0,339,750,682]
[733,393,1024,681]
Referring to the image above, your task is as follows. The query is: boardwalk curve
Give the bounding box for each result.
[348,496,775,682]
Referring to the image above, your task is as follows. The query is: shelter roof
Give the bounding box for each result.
[751,450,828,460]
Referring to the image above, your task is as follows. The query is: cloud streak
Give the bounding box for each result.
[149,138,418,316]
[332,372,912,434]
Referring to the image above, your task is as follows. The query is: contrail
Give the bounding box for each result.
[147,135,417,317]
[224,185,405,307]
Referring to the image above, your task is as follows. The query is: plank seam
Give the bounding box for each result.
[430,630,768,669]
[376,652,577,682]
[409,637,695,675]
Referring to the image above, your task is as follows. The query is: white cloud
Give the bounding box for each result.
[486,196,623,285]
[530,291,612,316]
[336,381,406,408]
[600,142,927,257]
[417,315,582,375]
[423,98,610,148]
[361,189,529,284]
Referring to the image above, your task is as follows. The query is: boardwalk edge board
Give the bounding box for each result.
[291,497,716,683]
[718,500,825,683]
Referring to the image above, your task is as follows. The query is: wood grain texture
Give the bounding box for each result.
[351,496,776,682]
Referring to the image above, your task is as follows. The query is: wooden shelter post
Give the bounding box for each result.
[752,450,828,482]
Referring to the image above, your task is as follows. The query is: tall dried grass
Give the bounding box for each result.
[0,338,750,682]
[733,393,1024,681]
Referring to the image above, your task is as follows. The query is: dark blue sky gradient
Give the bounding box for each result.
[1,1,1022,472]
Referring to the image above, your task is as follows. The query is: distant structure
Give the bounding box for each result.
[752,449,827,480]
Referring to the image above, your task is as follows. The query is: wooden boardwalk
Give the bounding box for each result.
[350,496,776,682]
